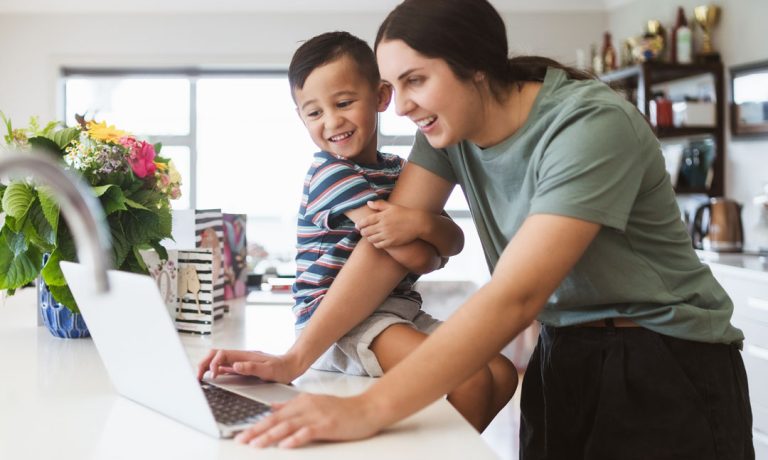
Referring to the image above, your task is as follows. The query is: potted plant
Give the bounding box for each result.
[0,112,182,337]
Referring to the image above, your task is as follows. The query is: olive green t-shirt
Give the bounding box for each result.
[409,67,743,345]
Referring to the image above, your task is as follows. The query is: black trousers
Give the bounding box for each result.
[520,324,754,460]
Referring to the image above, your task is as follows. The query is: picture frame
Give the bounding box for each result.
[730,60,768,137]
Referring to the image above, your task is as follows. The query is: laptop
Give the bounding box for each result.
[61,261,299,438]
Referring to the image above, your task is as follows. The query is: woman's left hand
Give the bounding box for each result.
[357,200,426,248]
[235,393,385,448]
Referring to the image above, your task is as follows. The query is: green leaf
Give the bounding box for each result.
[92,184,126,215]
[153,142,162,154]
[28,136,64,158]
[23,200,55,251]
[46,284,79,313]
[41,248,67,286]
[37,186,60,232]
[0,227,42,290]
[91,184,116,197]
[50,127,80,150]
[0,110,13,144]
[149,241,169,261]
[132,245,148,272]
[55,223,77,261]
[157,206,172,238]
[128,189,164,208]
[108,217,130,268]
[119,248,148,275]
[2,182,34,221]
[121,210,160,246]
[0,184,6,213]
[39,120,61,138]
[124,197,149,210]
[3,215,21,233]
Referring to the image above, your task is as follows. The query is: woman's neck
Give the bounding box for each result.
[470,81,542,149]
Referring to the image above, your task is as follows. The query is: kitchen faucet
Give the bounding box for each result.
[0,150,112,292]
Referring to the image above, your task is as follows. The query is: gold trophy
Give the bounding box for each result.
[693,5,721,62]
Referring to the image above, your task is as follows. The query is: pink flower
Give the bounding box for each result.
[128,140,157,178]
[119,136,137,150]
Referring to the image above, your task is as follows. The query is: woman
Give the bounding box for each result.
[217,0,753,457]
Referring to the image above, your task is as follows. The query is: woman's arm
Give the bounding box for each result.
[234,212,600,447]
[344,204,442,274]
[358,200,465,257]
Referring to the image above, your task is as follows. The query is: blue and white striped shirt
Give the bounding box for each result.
[292,151,420,328]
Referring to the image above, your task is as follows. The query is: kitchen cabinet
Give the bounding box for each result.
[704,254,768,457]
[600,61,725,196]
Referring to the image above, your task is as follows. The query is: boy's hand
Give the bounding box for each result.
[197,349,303,384]
[358,200,426,248]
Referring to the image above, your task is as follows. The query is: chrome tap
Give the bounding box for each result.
[0,151,111,292]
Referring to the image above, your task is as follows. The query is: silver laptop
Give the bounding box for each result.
[61,261,299,438]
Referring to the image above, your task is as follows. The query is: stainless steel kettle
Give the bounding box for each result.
[690,197,744,252]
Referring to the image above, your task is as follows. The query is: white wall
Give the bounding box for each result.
[0,10,604,121]
[0,8,605,286]
[607,0,768,249]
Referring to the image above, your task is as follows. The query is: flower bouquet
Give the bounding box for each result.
[0,113,182,313]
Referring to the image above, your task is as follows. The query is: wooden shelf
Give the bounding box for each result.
[601,61,723,85]
[599,61,725,197]
[674,186,710,195]
[655,126,717,139]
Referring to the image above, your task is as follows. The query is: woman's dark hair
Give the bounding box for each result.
[375,0,593,100]
[289,31,380,98]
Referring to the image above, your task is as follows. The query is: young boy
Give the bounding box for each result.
[200,31,517,432]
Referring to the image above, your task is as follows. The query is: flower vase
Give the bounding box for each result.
[38,254,90,338]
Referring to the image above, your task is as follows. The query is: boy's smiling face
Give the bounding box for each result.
[294,54,391,165]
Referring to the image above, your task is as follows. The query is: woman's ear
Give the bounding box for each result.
[473,71,486,83]
[377,82,393,112]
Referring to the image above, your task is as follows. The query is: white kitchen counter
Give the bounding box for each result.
[0,288,498,460]
[698,250,768,280]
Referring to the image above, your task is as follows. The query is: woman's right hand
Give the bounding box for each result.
[197,349,302,384]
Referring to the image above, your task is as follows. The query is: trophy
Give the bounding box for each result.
[693,5,721,62]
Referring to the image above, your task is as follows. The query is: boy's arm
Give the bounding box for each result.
[344,205,442,275]
[359,201,464,257]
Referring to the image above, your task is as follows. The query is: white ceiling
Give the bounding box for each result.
[0,0,634,14]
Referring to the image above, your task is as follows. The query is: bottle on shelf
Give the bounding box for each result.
[602,32,617,71]
[590,43,603,75]
[649,92,673,128]
[672,7,692,64]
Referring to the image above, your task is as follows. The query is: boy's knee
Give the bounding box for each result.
[491,354,517,379]
[460,365,494,395]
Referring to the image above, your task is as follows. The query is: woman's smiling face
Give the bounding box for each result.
[376,39,485,149]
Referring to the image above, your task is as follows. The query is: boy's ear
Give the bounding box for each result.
[376,82,393,112]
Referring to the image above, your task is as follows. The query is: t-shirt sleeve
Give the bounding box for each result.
[406,131,458,184]
[304,160,380,230]
[529,104,648,232]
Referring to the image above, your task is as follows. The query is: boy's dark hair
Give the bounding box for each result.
[375,0,593,101]
[288,31,380,98]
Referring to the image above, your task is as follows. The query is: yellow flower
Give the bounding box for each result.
[86,120,128,143]
[168,160,181,184]
[155,161,168,172]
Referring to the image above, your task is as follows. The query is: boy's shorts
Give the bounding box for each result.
[298,296,441,377]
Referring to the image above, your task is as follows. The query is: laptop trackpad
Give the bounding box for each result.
[203,375,299,404]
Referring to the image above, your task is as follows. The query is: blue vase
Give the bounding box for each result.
[38,254,90,339]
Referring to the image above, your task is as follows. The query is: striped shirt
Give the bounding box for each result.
[292,151,421,328]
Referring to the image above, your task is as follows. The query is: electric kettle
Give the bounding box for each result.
[690,197,744,252]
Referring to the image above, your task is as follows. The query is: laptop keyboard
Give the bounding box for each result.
[201,383,272,425]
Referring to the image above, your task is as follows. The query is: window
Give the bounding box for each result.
[379,102,469,213]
